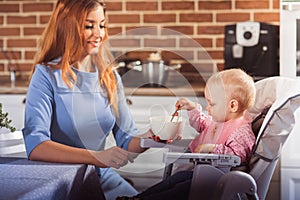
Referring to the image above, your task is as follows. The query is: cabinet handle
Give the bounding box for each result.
[126,98,132,105]
[282,4,300,11]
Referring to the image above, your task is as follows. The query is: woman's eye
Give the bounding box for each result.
[85,25,93,29]
[100,25,106,29]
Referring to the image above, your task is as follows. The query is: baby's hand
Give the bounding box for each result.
[175,97,196,111]
[194,144,215,153]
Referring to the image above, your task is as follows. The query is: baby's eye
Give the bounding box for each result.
[209,102,216,107]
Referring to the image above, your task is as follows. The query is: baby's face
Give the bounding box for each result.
[204,84,229,122]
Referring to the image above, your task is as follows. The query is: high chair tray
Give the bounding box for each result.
[163,152,241,168]
[140,138,191,152]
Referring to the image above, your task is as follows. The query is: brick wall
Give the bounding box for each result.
[0,0,279,79]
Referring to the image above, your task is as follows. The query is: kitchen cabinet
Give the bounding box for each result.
[0,94,26,157]
[0,94,26,131]
[281,110,300,200]
[280,1,300,199]
[280,1,300,77]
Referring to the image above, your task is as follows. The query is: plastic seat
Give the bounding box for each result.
[141,76,300,200]
[212,77,300,200]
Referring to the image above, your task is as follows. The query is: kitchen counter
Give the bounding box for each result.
[0,72,206,96]
[0,79,29,94]
[122,69,206,96]
[124,82,204,96]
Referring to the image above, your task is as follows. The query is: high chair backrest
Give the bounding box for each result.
[247,77,300,199]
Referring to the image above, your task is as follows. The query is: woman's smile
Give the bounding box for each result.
[88,39,100,48]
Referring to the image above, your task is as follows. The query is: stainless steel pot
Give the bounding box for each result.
[127,60,181,87]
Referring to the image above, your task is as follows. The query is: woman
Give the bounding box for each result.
[22,0,150,199]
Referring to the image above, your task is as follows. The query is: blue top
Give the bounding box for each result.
[22,63,140,157]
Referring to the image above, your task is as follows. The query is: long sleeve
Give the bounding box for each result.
[187,103,211,133]
[187,104,214,152]
[22,65,54,157]
[112,72,140,150]
[188,110,255,164]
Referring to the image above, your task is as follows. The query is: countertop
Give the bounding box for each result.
[0,72,206,97]
[0,80,29,94]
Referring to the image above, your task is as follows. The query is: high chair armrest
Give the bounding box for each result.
[215,170,259,200]
[163,152,241,169]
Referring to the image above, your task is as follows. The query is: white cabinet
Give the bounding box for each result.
[281,168,300,200]
[280,1,300,199]
[0,94,26,157]
[281,109,300,200]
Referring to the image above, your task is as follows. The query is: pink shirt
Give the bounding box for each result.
[188,104,255,164]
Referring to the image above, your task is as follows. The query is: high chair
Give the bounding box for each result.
[140,76,300,200]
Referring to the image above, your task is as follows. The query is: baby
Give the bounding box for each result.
[176,68,256,164]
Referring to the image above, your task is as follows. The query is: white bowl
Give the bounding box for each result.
[149,116,186,140]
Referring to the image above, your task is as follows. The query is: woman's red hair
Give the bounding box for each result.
[32,0,118,113]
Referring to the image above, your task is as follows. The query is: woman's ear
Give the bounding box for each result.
[229,99,239,113]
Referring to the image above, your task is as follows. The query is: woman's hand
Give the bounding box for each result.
[139,128,181,144]
[136,128,155,138]
[194,144,215,153]
[175,97,196,111]
[89,146,135,169]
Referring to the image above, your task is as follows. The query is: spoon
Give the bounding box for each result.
[170,105,181,122]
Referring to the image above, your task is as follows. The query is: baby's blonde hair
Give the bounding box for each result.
[207,68,256,113]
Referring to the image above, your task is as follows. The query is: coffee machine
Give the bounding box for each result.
[224,21,279,80]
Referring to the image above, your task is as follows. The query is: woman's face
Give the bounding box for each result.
[83,5,106,55]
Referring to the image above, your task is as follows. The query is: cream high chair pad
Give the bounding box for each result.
[249,77,300,162]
